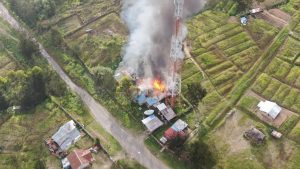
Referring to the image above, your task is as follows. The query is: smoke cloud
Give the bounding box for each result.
[116,0,206,82]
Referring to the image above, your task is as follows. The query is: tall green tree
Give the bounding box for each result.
[49,28,64,47]
[187,140,216,169]
[91,66,116,92]
[20,67,47,110]
[46,71,67,97]
[19,35,38,59]
[185,82,207,107]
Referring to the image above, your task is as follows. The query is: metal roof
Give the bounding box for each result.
[258,100,282,119]
[52,120,81,151]
[142,115,163,133]
[171,119,188,132]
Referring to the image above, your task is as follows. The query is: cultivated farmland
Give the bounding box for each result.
[183,3,300,168]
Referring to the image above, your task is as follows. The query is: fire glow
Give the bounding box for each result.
[153,79,166,92]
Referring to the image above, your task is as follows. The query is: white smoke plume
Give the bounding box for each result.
[116,0,206,82]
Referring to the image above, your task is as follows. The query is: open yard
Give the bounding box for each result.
[207,110,300,169]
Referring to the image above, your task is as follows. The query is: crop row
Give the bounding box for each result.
[277,37,300,63]
[252,73,300,114]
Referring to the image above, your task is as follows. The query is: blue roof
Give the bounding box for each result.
[241,17,248,25]
[135,92,147,105]
[146,97,158,106]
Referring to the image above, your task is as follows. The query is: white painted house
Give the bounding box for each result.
[257,100,282,119]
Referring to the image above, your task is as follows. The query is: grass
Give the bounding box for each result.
[246,19,279,48]
[195,51,223,69]
[252,73,272,93]
[284,146,300,169]
[279,114,300,134]
[282,88,300,108]
[182,59,199,80]
[289,121,300,143]
[225,150,265,169]
[86,121,122,156]
[114,159,146,169]
[238,95,260,111]
[271,83,291,102]
[144,136,192,169]
[0,100,69,169]
[277,37,300,63]
[262,78,281,99]
[285,63,300,85]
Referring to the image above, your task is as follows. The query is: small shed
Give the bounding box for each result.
[157,103,176,121]
[244,128,265,144]
[52,120,81,151]
[271,130,282,139]
[258,100,282,119]
[240,17,248,25]
[142,115,163,133]
[250,8,263,14]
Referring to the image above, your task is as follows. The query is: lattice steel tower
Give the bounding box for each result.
[167,0,185,104]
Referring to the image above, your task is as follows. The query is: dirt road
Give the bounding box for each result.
[0,3,169,169]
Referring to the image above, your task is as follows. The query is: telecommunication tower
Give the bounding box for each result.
[167,0,184,105]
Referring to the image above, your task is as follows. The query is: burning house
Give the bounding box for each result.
[115,0,205,108]
[157,103,176,121]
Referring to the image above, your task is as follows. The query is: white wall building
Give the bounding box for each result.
[257,100,282,119]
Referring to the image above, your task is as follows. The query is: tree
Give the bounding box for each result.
[187,140,216,169]
[20,67,47,110]
[49,28,63,47]
[91,66,116,92]
[116,77,135,98]
[46,71,67,97]
[233,0,253,11]
[185,82,207,107]
[19,35,38,59]
[0,93,8,111]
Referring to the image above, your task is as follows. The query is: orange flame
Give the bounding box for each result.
[153,79,165,92]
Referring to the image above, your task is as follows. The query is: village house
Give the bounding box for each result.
[257,100,282,119]
[156,103,176,121]
[142,115,164,133]
[47,120,81,156]
[160,119,188,144]
[62,149,95,169]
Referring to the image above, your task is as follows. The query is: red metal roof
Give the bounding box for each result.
[164,128,178,140]
[67,149,94,169]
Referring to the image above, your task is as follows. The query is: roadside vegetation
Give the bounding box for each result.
[2,0,300,168]
[0,9,123,169]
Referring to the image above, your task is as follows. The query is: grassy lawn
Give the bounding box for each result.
[144,136,192,169]
[0,100,69,169]
[85,121,122,156]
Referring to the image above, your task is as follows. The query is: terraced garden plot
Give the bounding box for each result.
[265,57,293,80]
[276,37,300,63]
[54,14,82,35]
[194,50,224,69]
[66,13,126,69]
[281,0,300,14]
[182,59,199,80]
[0,51,17,76]
[289,120,300,143]
[245,19,279,48]
[252,73,300,114]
